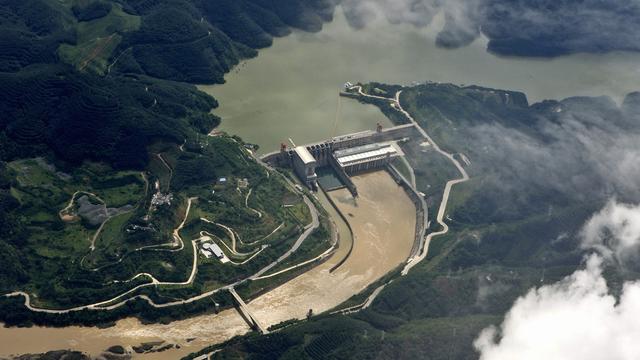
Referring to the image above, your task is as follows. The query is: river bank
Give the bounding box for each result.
[0,171,415,359]
[248,171,416,327]
[4,3,640,358]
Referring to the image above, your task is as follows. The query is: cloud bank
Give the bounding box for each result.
[582,201,640,265]
[340,0,640,56]
[461,94,640,224]
[474,254,640,360]
[474,201,640,359]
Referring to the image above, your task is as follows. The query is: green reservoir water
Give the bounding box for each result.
[4,6,640,359]
[200,8,640,154]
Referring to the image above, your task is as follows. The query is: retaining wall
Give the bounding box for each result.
[386,164,428,259]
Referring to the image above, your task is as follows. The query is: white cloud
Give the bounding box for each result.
[341,0,441,28]
[340,0,640,54]
[581,200,640,264]
[474,254,640,360]
[474,201,640,360]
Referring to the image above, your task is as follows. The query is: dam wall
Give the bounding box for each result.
[260,123,420,167]
[386,164,428,259]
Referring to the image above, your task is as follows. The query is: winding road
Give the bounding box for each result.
[156,153,173,191]
[5,85,466,332]
[244,188,263,218]
[349,86,469,278]
[62,188,139,255]
[249,196,319,279]
[4,186,320,314]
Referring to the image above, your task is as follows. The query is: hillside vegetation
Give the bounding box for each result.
[0,0,337,325]
[190,83,640,359]
[0,0,336,169]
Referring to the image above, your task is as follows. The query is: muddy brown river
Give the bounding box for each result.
[7,2,635,356]
[0,171,416,359]
[250,171,416,326]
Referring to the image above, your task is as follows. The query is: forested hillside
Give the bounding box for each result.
[5,1,640,357]
[0,0,336,322]
[0,0,335,169]
[188,83,640,359]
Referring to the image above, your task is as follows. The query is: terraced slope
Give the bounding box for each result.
[0,0,337,326]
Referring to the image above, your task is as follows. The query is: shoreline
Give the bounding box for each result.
[0,171,417,359]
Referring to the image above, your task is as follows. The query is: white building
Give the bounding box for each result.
[201,242,225,259]
[292,146,317,188]
[333,142,402,174]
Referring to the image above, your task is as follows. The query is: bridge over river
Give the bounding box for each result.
[229,288,269,334]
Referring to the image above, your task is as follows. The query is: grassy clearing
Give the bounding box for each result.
[31,223,93,258]
[94,210,135,250]
[287,201,311,225]
[58,4,140,73]
[91,172,144,206]
[75,5,140,43]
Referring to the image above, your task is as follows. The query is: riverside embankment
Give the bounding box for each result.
[0,171,415,359]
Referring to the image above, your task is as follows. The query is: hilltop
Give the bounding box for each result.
[0,0,337,326]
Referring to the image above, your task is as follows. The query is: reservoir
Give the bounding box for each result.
[4,4,640,359]
[200,8,640,154]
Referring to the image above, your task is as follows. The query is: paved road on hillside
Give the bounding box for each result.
[4,187,320,313]
[350,85,469,276]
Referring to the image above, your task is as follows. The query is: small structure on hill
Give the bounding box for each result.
[237,178,249,189]
[151,192,173,208]
[201,242,225,261]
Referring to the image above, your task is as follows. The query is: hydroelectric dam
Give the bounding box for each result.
[260,121,428,263]
[260,123,421,197]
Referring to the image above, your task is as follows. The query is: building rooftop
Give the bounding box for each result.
[202,242,225,258]
[331,130,374,143]
[334,142,401,167]
[294,146,316,164]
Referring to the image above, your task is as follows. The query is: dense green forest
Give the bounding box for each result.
[0,0,335,169]
[4,0,640,358]
[0,0,336,326]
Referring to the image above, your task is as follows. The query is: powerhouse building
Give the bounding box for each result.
[333,142,401,175]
